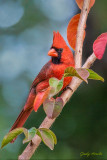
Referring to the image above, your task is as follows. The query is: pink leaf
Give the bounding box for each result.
[93,33,107,59]
[43,97,63,119]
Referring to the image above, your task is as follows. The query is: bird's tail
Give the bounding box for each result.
[10,89,35,130]
[9,107,33,143]
[10,108,33,132]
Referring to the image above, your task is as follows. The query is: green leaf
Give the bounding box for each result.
[1,127,37,148]
[57,77,64,92]
[64,67,89,83]
[37,128,57,150]
[49,77,64,97]
[43,97,63,119]
[64,67,104,83]
[49,77,59,88]
[46,129,57,145]
[86,69,104,82]
[23,127,37,144]
[1,128,27,148]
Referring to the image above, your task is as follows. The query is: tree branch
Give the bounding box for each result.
[75,0,90,67]
[18,0,93,159]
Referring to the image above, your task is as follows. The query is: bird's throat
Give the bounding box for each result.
[51,50,61,64]
[52,56,61,64]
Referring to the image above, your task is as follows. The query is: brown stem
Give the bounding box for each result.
[75,0,90,68]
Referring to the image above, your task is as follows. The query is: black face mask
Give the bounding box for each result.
[51,47,63,64]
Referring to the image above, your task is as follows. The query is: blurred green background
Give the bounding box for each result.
[0,0,107,159]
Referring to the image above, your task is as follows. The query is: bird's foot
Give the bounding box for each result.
[30,140,34,146]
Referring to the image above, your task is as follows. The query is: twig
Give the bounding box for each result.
[18,0,92,159]
[75,0,90,67]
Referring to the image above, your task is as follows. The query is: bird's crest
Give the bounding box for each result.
[52,31,67,48]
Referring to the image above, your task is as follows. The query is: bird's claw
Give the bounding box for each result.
[63,86,73,92]
[30,140,34,146]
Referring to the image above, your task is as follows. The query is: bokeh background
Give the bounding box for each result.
[0,0,107,159]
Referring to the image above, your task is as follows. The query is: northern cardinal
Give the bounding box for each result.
[10,31,75,137]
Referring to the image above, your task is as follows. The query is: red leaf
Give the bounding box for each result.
[93,33,107,59]
[33,87,51,112]
[67,14,86,50]
[76,0,95,10]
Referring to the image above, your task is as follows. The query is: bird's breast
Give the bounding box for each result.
[51,63,73,89]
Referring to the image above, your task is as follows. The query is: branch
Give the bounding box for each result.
[75,0,90,67]
[18,0,92,159]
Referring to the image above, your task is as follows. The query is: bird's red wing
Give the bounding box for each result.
[33,86,51,111]
[28,61,54,112]
[31,61,54,91]
[24,61,53,111]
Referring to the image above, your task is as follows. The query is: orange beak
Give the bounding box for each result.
[48,48,58,57]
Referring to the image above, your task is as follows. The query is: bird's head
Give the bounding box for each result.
[48,31,74,65]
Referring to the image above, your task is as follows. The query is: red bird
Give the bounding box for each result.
[10,31,75,134]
